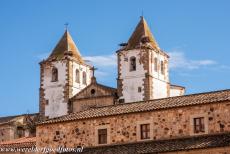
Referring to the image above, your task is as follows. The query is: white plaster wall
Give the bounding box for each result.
[152,79,168,99]
[42,61,68,118]
[119,50,146,103]
[44,87,67,118]
[150,51,169,82]
[170,88,184,97]
[149,51,169,99]
[121,78,144,103]
[71,62,92,96]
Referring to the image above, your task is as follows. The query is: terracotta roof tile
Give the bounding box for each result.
[38,89,230,125]
[79,133,230,154]
[0,137,36,148]
[0,113,38,125]
[125,17,159,50]
[47,30,84,63]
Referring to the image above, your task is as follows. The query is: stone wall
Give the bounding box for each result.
[0,124,14,142]
[36,101,230,149]
[70,79,116,112]
[72,96,114,112]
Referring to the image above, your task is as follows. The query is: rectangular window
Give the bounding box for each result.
[98,129,107,144]
[140,124,150,140]
[138,87,142,93]
[194,117,205,133]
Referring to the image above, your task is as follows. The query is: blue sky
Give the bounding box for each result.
[0,0,230,116]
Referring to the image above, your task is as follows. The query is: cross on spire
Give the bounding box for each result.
[141,10,144,18]
[64,22,69,30]
[90,66,98,77]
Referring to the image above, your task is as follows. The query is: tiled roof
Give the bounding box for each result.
[0,113,38,125]
[0,115,18,124]
[47,30,84,63]
[38,89,230,125]
[170,84,185,89]
[124,17,159,50]
[79,133,230,154]
[0,137,36,148]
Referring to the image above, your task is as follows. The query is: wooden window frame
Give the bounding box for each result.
[98,129,107,145]
[137,119,153,141]
[140,124,150,140]
[95,125,110,146]
[190,114,208,135]
[194,117,205,133]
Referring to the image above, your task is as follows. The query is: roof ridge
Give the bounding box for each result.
[46,30,84,63]
[38,89,230,125]
[0,113,38,120]
[125,17,159,50]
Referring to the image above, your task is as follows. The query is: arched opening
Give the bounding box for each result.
[161,61,164,75]
[82,71,87,85]
[154,57,158,72]
[91,89,96,96]
[75,69,80,83]
[130,56,136,71]
[51,67,58,82]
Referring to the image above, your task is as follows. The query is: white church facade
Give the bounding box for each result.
[39,17,185,119]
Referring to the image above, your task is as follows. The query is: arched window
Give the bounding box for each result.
[82,71,87,85]
[17,126,24,138]
[51,67,58,82]
[130,56,136,71]
[154,57,158,72]
[75,69,80,83]
[161,61,164,75]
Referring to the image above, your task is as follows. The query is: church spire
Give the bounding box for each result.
[47,30,84,63]
[125,17,159,50]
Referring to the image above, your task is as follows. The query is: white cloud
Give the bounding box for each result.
[168,51,216,70]
[83,54,117,66]
[83,52,217,71]
[37,51,226,73]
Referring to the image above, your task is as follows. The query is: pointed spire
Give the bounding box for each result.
[125,17,159,50]
[47,30,84,63]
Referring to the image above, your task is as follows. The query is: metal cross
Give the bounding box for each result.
[64,22,69,30]
[90,66,98,77]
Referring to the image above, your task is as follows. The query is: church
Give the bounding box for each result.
[0,17,230,154]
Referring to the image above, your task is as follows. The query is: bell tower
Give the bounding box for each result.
[39,30,92,118]
[117,17,170,103]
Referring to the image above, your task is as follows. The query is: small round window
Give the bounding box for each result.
[91,89,96,95]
